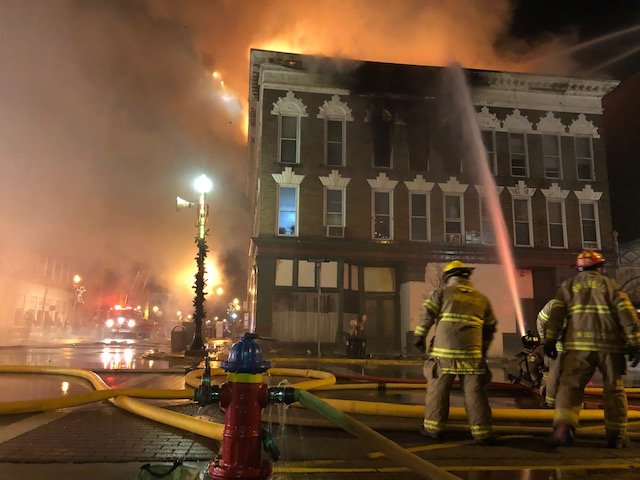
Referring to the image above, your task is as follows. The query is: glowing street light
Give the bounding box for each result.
[177,173,213,355]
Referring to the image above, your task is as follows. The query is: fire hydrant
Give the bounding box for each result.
[193,333,295,479]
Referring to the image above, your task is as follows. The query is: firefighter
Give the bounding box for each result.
[414,260,497,445]
[537,299,563,407]
[544,250,640,448]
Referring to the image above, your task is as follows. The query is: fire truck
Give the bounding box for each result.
[102,305,156,340]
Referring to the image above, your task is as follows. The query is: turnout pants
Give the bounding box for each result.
[543,353,562,406]
[554,350,628,436]
[423,358,493,440]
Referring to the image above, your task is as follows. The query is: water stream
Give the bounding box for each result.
[440,64,526,335]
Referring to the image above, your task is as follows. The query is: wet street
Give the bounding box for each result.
[1,337,640,479]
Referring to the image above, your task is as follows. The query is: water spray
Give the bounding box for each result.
[445,65,526,335]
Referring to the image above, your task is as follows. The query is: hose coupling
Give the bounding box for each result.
[267,386,296,404]
[194,383,221,406]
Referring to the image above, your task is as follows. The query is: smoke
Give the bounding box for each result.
[0,0,588,308]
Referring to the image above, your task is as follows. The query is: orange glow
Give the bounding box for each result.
[174,256,224,297]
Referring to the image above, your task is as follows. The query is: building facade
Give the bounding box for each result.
[247,50,619,356]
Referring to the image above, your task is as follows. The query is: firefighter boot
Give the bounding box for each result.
[418,425,443,441]
[550,422,575,447]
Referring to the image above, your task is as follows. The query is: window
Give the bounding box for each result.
[444,195,463,243]
[326,119,345,167]
[410,193,429,241]
[325,187,345,237]
[542,134,562,179]
[580,201,600,249]
[512,198,532,246]
[547,200,566,248]
[509,133,528,177]
[277,186,298,236]
[279,115,299,164]
[481,130,497,174]
[479,196,495,245]
[372,109,393,168]
[575,136,594,180]
[372,191,392,240]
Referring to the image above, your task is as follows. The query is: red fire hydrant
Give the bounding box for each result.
[194,333,295,479]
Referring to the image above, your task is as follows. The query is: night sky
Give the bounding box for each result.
[1,0,638,308]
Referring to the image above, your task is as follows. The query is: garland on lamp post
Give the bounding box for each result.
[191,230,209,351]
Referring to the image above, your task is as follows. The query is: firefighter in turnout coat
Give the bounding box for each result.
[544,250,640,448]
[414,260,498,444]
[537,299,563,407]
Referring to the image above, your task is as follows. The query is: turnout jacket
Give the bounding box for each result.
[537,299,564,353]
[545,270,640,353]
[415,277,497,374]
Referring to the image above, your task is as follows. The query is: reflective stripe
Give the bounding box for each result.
[617,299,635,313]
[441,367,486,374]
[563,341,623,352]
[605,420,627,433]
[415,326,427,336]
[431,347,482,359]
[440,312,483,326]
[423,419,445,432]
[424,299,439,315]
[569,305,612,314]
[470,425,493,439]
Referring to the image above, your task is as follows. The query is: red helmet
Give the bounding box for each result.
[576,250,605,270]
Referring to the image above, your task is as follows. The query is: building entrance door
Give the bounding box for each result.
[364,295,397,353]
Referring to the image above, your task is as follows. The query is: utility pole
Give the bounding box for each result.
[310,258,330,358]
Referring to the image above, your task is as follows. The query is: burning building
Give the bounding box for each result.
[247,49,618,356]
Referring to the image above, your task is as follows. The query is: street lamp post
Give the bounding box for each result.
[178,174,212,355]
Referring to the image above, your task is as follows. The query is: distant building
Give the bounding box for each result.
[0,251,76,338]
[247,49,619,356]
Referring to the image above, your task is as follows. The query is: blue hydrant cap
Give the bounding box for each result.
[221,333,271,373]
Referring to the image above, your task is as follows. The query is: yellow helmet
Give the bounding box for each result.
[442,260,474,281]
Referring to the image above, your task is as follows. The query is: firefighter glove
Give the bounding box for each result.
[629,346,640,368]
[414,336,427,353]
[543,340,558,360]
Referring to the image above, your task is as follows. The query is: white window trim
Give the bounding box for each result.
[579,200,601,249]
[324,117,346,167]
[443,193,465,244]
[324,186,346,227]
[478,195,494,245]
[371,189,394,241]
[546,199,568,249]
[574,135,595,181]
[542,134,563,180]
[508,132,529,178]
[511,197,533,247]
[277,114,301,164]
[482,130,497,175]
[276,184,299,237]
[409,192,430,242]
[272,167,305,238]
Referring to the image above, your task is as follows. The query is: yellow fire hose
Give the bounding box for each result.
[3,364,640,479]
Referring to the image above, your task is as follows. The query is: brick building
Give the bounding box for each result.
[247,49,619,356]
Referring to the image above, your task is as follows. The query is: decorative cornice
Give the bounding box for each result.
[272,166,305,185]
[271,90,309,117]
[541,182,570,199]
[502,108,533,133]
[476,106,500,130]
[319,170,351,188]
[367,172,398,190]
[507,180,536,197]
[536,112,567,134]
[404,174,435,193]
[574,184,602,201]
[438,176,468,194]
[317,95,354,121]
[568,113,599,138]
